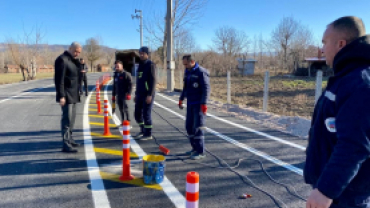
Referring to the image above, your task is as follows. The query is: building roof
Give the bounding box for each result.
[304,57,326,62]
[236,58,257,62]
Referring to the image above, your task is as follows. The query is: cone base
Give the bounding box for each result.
[119,175,135,181]
[103,132,112,136]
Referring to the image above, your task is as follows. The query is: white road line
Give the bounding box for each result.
[104,81,186,208]
[83,88,111,208]
[0,84,54,104]
[153,100,303,176]
[156,93,306,151]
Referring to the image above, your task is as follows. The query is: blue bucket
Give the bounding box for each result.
[142,155,166,184]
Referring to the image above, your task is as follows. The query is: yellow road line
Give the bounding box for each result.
[90,122,117,128]
[100,171,162,191]
[89,108,100,111]
[89,115,111,119]
[94,147,138,158]
[89,104,97,106]
[90,132,122,139]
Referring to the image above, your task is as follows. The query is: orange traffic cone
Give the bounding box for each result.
[103,100,111,136]
[119,120,135,181]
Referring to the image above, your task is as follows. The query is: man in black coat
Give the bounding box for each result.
[79,58,88,96]
[54,42,82,153]
[112,60,132,125]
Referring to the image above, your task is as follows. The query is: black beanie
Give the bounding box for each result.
[139,46,150,55]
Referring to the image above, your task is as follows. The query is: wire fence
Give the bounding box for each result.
[156,67,327,119]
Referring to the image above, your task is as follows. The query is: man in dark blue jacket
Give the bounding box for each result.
[179,55,210,160]
[112,60,132,124]
[305,16,370,208]
[134,47,156,140]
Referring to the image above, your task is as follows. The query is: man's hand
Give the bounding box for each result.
[201,104,207,115]
[306,189,333,208]
[126,94,131,100]
[178,100,184,110]
[146,96,152,104]
[60,97,66,107]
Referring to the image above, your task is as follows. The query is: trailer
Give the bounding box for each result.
[115,49,140,76]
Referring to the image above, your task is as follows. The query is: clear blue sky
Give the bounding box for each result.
[0,0,369,50]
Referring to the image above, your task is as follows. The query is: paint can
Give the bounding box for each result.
[142,155,166,184]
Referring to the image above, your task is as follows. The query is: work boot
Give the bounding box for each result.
[185,149,197,156]
[62,142,78,153]
[133,132,144,139]
[140,135,153,140]
[191,153,206,160]
[70,137,80,147]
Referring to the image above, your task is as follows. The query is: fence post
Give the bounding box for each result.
[263,71,270,112]
[179,70,183,89]
[315,70,323,104]
[227,71,231,104]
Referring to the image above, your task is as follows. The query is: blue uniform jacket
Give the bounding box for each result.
[180,63,210,105]
[304,35,370,204]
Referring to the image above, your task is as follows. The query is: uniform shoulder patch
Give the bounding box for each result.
[325,117,336,133]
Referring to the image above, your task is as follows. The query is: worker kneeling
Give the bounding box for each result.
[179,55,210,160]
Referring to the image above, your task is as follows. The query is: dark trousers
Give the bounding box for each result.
[135,94,155,136]
[61,104,76,146]
[79,78,88,94]
[117,98,130,122]
[186,104,205,154]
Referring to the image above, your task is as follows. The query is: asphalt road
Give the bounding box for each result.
[0,72,311,208]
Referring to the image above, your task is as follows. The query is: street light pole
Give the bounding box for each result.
[132,9,143,47]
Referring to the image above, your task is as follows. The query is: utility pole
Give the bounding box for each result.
[132,9,143,47]
[166,0,175,91]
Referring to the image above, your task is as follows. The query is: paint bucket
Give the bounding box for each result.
[142,155,166,184]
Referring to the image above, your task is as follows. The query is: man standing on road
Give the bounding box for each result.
[79,58,88,96]
[305,16,370,208]
[178,55,210,160]
[54,42,82,153]
[134,46,156,140]
[112,60,132,125]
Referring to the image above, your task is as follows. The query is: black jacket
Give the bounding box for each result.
[304,35,370,205]
[112,70,132,99]
[79,64,88,80]
[135,59,156,97]
[54,51,81,104]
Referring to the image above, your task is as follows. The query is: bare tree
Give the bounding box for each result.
[212,26,250,57]
[271,16,299,70]
[145,0,208,67]
[6,38,29,80]
[5,24,46,80]
[174,29,196,69]
[84,37,102,72]
[104,51,115,66]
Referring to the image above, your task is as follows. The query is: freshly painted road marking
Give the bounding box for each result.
[94,147,138,158]
[153,100,303,176]
[89,115,112,119]
[156,93,306,150]
[83,89,111,208]
[99,171,162,190]
[0,84,54,104]
[90,122,117,128]
[104,81,186,208]
[90,132,122,139]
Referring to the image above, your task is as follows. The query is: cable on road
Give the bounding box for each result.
[151,106,307,208]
